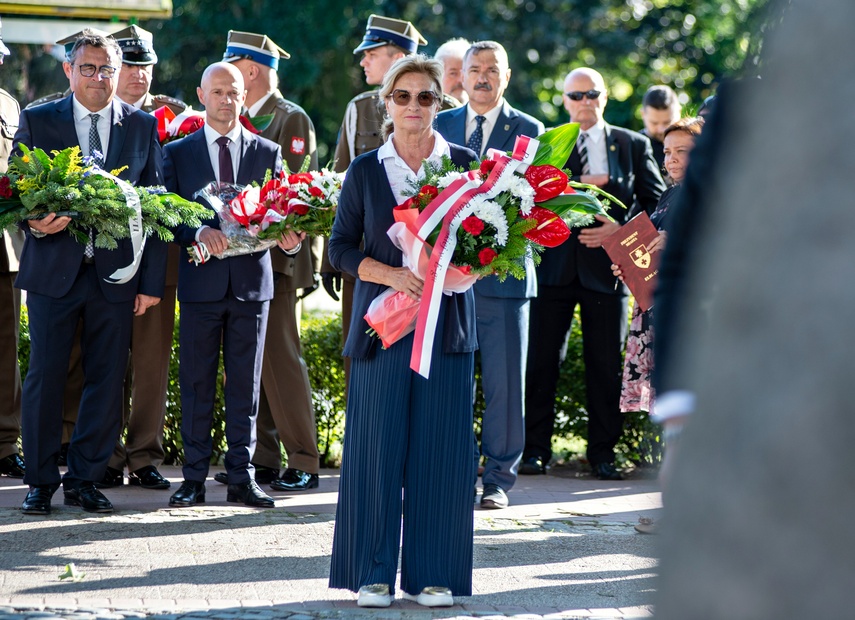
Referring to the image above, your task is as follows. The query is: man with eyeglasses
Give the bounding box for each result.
[523,67,665,481]
[321,15,459,391]
[434,40,545,510]
[0,17,26,482]
[13,29,166,516]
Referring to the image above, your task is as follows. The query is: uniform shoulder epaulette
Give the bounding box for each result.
[26,91,65,110]
[351,90,380,104]
[274,96,301,114]
[152,95,187,113]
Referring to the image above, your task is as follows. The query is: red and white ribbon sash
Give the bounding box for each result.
[409,135,539,377]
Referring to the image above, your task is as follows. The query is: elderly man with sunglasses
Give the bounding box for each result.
[13,29,166,516]
[434,40,544,510]
[523,67,666,481]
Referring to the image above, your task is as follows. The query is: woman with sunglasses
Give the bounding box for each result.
[327,55,478,608]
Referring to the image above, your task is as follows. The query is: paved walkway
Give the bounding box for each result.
[0,466,661,619]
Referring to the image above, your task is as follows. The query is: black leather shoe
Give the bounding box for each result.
[480,483,509,509]
[214,464,279,485]
[169,480,205,507]
[227,480,275,507]
[270,468,319,492]
[64,482,113,513]
[592,462,623,481]
[518,456,547,475]
[57,443,69,467]
[94,466,124,489]
[22,485,59,515]
[129,466,171,490]
[0,453,25,478]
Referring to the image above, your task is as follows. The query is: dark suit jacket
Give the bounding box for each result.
[434,100,545,299]
[12,95,166,303]
[328,144,479,359]
[537,123,666,295]
[164,127,283,303]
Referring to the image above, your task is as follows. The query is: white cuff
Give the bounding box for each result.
[194,225,210,242]
[282,241,302,256]
[651,390,696,423]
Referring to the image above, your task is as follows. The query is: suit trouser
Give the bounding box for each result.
[475,291,528,491]
[0,272,21,460]
[178,295,268,484]
[254,280,320,474]
[525,282,628,466]
[329,332,475,596]
[61,328,84,445]
[22,264,131,487]
[109,285,176,472]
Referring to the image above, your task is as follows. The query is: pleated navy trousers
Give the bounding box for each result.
[329,330,476,596]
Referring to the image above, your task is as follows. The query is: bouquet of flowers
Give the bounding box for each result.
[152,105,274,145]
[365,123,624,377]
[186,166,343,264]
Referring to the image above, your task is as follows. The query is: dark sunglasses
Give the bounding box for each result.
[565,90,601,101]
[387,89,439,107]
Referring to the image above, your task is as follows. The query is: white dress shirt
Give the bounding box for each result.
[72,96,112,161]
[377,131,452,205]
[465,100,505,154]
[246,91,274,118]
[578,120,609,175]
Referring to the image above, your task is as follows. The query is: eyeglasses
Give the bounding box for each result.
[565,90,601,101]
[74,64,118,79]
[387,89,439,107]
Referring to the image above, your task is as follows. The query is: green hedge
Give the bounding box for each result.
[17,305,660,469]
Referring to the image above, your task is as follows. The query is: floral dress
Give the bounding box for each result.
[620,185,681,413]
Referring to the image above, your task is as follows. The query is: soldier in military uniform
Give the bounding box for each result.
[0,18,26,479]
[321,15,459,386]
[202,30,323,491]
[92,25,186,490]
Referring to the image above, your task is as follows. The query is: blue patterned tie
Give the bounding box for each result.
[467,115,486,157]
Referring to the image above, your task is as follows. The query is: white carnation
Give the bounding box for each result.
[471,196,509,246]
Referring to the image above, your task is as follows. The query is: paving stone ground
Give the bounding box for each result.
[0,466,661,619]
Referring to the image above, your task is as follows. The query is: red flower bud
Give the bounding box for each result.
[418,185,439,201]
[461,215,484,236]
[308,186,324,198]
[479,159,498,176]
[478,247,498,266]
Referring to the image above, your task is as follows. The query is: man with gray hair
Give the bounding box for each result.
[434,37,470,104]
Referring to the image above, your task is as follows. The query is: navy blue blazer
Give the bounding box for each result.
[164,127,283,304]
[328,143,479,359]
[537,123,666,295]
[13,95,166,303]
[434,100,545,299]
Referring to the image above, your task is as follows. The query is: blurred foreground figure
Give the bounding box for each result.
[656,1,855,617]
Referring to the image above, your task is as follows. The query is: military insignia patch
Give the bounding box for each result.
[291,137,305,155]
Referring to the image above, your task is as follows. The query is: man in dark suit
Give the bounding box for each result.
[164,62,303,509]
[523,67,665,480]
[221,30,322,492]
[435,41,545,510]
[14,30,166,515]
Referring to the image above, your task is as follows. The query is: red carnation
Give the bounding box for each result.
[291,202,310,216]
[288,173,313,185]
[479,159,497,176]
[309,186,324,198]
[478,248,498,266]
[418,185,439,205]
[461,215,484,236]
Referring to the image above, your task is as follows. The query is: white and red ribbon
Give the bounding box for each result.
[408,135,540,378]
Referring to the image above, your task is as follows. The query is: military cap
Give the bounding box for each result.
[56,27,111,61]
[354,15,427,55]
[112,24,157,65]
[0,17,11,58]
[223,30,289,71]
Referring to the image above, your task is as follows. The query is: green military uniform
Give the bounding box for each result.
[0,86,24,469]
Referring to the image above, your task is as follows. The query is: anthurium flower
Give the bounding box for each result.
[524,165,568,202]
[479,247,498,266]
[462,214,485,236]
[288,172,314,185]
[523,206,571,248]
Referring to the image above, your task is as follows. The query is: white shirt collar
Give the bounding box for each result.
[377,131,451,168]
[203,122,243,146]
[580,120,606,143]
[72,96,113,123]
[465,99,505,128]
[247,91,275,118]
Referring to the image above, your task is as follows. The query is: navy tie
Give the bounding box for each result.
[216,136,234,184]
[467,115,486,157]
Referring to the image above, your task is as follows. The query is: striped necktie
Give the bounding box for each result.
[578,132,590,175]
[467,115,486,157]
[85,113,102,260]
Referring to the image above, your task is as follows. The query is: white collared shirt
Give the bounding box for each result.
[72,96,112,161]
[465,100,505,156]
[578,120,608,175]
[377,132,452,205]
[203,122,243,184]
[246,91,274,118]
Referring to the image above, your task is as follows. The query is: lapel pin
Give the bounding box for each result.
[504,124,510,131]
[610,144,616,151]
